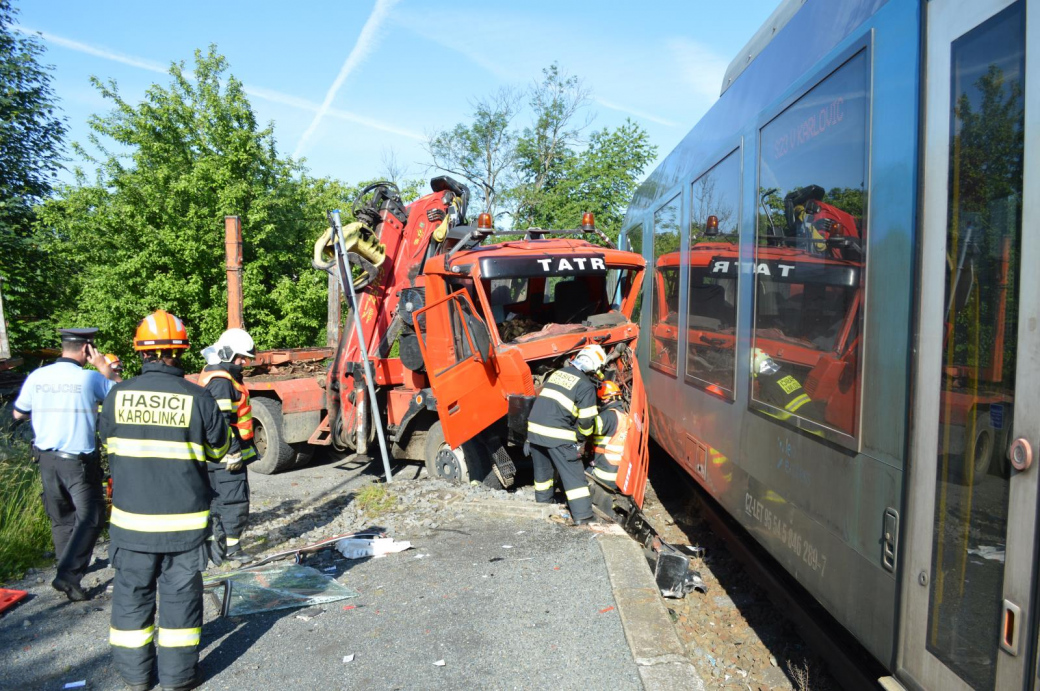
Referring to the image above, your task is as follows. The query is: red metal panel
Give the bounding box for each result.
[246,377,324,414]
[387,387,417,427]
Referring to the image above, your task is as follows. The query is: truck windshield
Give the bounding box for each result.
[482,267,637,343]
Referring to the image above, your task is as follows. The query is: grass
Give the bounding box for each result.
[0,432,53,584]
[354,483,395,519]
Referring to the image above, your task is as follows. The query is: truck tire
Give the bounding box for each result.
[423,421,502,488]
[249,397,296,475]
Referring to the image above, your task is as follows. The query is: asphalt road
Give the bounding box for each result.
[0,458,644,691]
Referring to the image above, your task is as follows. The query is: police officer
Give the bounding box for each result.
[590,380,631,491]
[198,328,256,565]
[99,310,233,691]
[526,344,605,525]
[12,328,120,601]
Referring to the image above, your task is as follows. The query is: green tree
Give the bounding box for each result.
[519,120,656,245]
[38,47,350,372]
[423,88,521,219]
[0,0,67,353]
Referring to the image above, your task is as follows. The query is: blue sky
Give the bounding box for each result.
[18,0,781,188]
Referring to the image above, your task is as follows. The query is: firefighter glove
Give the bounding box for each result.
[224,451,243,472]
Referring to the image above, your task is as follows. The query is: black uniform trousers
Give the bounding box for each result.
[110,546,206,687]
[529,443,593,520]
[38,451,105,584]
[208,461,250,552]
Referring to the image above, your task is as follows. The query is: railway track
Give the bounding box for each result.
[642,448,889,690]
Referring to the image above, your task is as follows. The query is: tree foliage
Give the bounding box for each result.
[37,47,352,372]
[423,88,521,220]
[426,64,656,243]
[0,0,67,353]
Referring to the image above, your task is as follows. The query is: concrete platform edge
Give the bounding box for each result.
[599,535,706,691]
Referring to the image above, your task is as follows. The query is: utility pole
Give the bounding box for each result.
[327,270,341,347]
[225,216,244,330]
[0,276,10,360]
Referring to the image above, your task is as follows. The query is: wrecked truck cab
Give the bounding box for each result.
[411,235,649,503]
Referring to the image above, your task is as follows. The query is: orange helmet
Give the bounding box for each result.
[597,380,622,401]
[103,353,122,372]
[134,310,189,351]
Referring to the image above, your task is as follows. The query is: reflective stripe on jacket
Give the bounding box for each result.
[592,403,630,483]
[199,367,254,442]
[99,361,230,552]
[527,364,598,448]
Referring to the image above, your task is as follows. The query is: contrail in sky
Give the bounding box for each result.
[293,0,400,158]
[18,25,168,74]
[15,24,421,142]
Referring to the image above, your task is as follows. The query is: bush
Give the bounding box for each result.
[0,431,52,583]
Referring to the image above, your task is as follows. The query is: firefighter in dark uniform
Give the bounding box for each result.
[12,328,120,601]
[526,344,606,525]
[198,328,256,565]
[590,380,631,491]
[752,348,825,421]
[99,310,234,691]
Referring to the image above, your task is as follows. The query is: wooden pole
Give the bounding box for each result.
[327,269,341,347]
[0,276,10,360]
[225,216,244,330]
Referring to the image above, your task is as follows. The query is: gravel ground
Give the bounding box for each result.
[0,456,642,691]
[640,456,841,691]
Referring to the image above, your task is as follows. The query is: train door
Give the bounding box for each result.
[900,1,1039,689]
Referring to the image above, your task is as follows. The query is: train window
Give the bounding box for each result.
[753,50,869,437]
[651,194,682,374]
[686,149,741,398]
[623,225,644,324]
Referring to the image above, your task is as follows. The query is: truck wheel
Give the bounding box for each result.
[423,421,501,488]
[250,397,296,475]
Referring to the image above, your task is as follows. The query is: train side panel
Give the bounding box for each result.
[635,0,920,668]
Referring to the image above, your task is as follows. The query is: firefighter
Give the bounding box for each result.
[590,380,630,491]
[198,328,256,566]
[526,344,606,525]
[99,310,233,691]
[12,328,120,601]
[751,348,825,421]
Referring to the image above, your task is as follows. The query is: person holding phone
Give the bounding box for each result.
[12,327,121,601]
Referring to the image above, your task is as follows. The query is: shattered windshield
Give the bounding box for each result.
[481,266,637,343]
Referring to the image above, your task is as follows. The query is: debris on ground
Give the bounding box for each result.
[213,564,359,616]
[336,536,412,559]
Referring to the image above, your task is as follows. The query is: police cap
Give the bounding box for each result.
[59,327,99,344]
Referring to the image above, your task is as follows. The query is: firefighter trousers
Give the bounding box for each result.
[529,443,593,521]
[110,546,206,687]
[208,463,250,553]
[39,451,104,584]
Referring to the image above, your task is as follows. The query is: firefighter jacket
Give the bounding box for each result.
[592,402,630,482]
[527,364,598,447]
[757,370,825,422]
[99,361,231,553]
[199,363,256,461]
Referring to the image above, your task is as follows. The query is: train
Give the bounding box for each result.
[621,0,1038,688]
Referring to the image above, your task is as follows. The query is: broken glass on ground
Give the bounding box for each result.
[208,564,360,616]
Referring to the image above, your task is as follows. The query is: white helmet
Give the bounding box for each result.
[216,328,255,362]
[572,344,607,373]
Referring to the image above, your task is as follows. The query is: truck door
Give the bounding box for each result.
[414,291,508,449]
[616,352,650,508]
